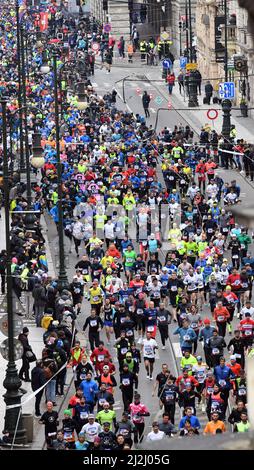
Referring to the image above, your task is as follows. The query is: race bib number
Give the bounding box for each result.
[158,316,166,322]
[147,326,154,332]
[217,316,225,322]
[219,380,226,387]
[232,255,239,259]
[171,286,177,291]
[80,412,88,420]
[137,309,143,315]
[98,355,104,361]
[90,320,97,327]
[122,378,130,386]
[126,330,133,337]
[212,348,220,355]
[121,348,128,355]
[183,335,190,341]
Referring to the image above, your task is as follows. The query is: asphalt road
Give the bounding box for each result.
[45,61,254,447]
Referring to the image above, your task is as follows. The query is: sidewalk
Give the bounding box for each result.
[0,208,56,442]
[145,61,254,143]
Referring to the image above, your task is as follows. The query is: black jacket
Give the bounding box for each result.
[31,366,46,391]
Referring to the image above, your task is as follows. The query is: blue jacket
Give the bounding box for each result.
[179,415,201,430]
[79,379,98,403]
[173,326,196,348]
[214,365,234,389]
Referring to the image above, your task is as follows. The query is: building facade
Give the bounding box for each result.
[196,0,254,115]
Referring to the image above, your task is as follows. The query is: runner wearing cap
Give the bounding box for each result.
[81,414,102,447]
[61,409,76,448]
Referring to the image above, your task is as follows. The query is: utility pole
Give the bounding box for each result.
[221,0,231,138]
[187,0,198,107]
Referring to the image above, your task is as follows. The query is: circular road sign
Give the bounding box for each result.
[0,338,24,361]
[103,24,112,33]
[161,31,169,41]
[162,59,172,69]
[0,314,24,338]
[92,42,100,52]
[207,109,219,120]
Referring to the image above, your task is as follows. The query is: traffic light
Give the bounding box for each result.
[179,21,182,29]
[234,57,248,72]
[128,0,133,10]
[103,0,108,11]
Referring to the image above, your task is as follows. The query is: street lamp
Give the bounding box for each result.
[75,81,89,111]
[15,0,25,172]
[40,50,69,290]
[1,98,26,445]
[30,131,45,169]
[187,0,198,107]
[53,51,69,291]
[221,0,232,137]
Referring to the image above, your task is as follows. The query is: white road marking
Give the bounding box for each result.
[150,107,156,113]
[144,82,152,87]
[173,342,182,358]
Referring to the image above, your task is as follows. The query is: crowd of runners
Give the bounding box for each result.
[0,1,253,451]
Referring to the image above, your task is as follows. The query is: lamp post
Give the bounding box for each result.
[179,20,183,56]
[187,0,198,107]
[221,0,231,137]
[52,51,69,291]
[221,98,232,138]
[15,0,25,173]
[20,26,32,210]
[1,98,27,445]
[58,59,88,115]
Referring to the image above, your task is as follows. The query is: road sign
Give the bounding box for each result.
[103,23,112,33]
[92,42,99,52]
[180,56,187,69]
[0,293,25,315]
[0,338,24,361]
[162,59,172,69]
[219,81,235,99]
[207,109,219,121]
[161,31,169,40]
[0,314,24,338]
[186,63,198,71]
[155,96,163,105]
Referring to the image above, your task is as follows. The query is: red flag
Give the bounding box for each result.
[39,12,48,32]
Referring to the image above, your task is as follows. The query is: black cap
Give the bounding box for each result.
[23,327,29,334]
